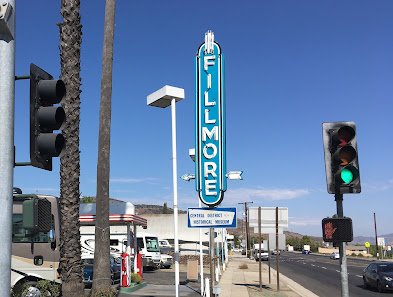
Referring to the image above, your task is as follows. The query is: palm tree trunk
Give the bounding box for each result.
[92,0,117,293]
[58,0,84,296]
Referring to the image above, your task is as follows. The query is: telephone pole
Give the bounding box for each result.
[238,201,253,258]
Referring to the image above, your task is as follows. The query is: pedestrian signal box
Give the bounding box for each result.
[322,217,353,243]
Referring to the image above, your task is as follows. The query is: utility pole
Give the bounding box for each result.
[0,1,15,295]
[374,213,379,260]
[238,202,253,258]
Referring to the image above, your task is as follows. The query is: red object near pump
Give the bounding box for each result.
[121,253,129,287]
[137,253,143,280]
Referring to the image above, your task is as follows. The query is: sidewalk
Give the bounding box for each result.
[218,254,318,297]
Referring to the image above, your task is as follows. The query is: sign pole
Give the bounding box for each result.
[335,193,349,297]
[210,227,215,297]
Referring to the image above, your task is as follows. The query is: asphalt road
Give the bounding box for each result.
[268,252,393,296]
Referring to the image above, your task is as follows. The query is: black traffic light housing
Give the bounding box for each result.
[322,122,361,194]
[322,217,353,243]
[22,197,52,233]
[30,64,66,171]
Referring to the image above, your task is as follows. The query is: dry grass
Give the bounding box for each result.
[238,263,248,269]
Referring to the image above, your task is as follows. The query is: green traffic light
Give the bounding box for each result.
[341,168,354,184]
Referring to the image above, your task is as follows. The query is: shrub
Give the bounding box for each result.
[131,273,142,284]
[357,253,364,257]
[36,280,61,297]
[11,280,61,297]
[350,253,357,257]
[238,263,248,269]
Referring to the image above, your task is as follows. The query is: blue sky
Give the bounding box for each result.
[13,1,393,238]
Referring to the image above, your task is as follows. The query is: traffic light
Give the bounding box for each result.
[30,64,66,171]
[322,122,361,194]
[23,197,52,233]
[322,217,353,243]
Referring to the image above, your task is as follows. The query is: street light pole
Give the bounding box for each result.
[170,98,180,297]
[147,86,185,297]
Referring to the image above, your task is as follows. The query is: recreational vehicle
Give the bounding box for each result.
[11,191,61,290]
[80,226,161,270]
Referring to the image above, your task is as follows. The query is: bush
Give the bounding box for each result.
[11,280,61,297]
[350,253,357,257]
[238,263,248,269]
[357,253,364,257]
[131,273,142,284]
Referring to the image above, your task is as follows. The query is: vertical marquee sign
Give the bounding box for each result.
[195,31,226,207]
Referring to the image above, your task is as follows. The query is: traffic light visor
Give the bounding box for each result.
[38,80,66,105]
[37,133,65,157]
[336,126,355,146]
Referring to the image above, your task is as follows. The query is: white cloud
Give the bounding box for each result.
[224,187,309,203]
[289,219,321,226]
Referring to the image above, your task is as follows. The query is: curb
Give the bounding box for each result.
[265,264,318,297]
[119,282,147,293]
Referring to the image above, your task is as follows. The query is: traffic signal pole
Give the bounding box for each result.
[335,193,349,297]
[0,1,15,295]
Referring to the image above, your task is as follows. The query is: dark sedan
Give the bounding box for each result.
[83,254,121,287]
[363,262,393,293]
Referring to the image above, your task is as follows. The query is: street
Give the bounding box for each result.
[269,252,393,296]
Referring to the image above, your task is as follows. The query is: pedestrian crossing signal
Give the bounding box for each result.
[322,217,353,243]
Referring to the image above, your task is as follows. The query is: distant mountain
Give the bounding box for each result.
[134,204,187,215]
[352,233,393,246]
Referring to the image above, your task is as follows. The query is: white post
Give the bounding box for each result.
[133,223,137,274]
[126,222,131,284]
[199,199,204,295]
[221,228,225,271]
[171,98,180,297]
[0,1,15,295]
[205,277,210,297]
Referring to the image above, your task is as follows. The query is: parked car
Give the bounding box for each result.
[271,249,281,255]
[330,252,340,260]
[363,262,393,293]
[82,254,121,288]
[302,250,311,254]
[160,253,173,269]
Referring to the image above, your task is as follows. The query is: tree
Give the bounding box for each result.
[58,0,84,295]
[81,196,96,203]
[163,202,168,214]
[92,0,117,294]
